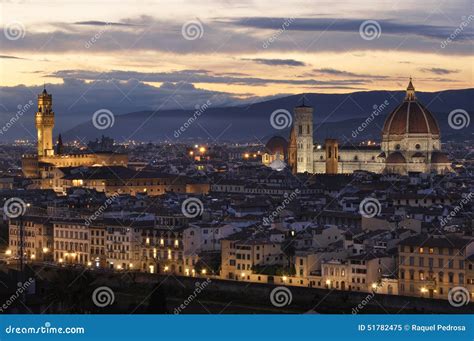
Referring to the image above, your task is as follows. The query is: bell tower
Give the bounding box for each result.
[294,98,314,173]
[325,138,338,174]
[36,87,55,156]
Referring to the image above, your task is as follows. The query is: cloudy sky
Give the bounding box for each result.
[0,0,473,118]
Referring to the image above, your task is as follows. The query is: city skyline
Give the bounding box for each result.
[1,0,473,103]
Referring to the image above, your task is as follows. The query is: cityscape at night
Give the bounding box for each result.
[0,0,473,340]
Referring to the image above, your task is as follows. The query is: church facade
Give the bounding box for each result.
[263,80,452,175]
[22,88,128,178]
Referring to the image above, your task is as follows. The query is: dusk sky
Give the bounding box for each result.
[0,0,473,115]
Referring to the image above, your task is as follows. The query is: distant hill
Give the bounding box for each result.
[63,88,474,143]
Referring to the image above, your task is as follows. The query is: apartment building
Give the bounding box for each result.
[53,220,90,265]
[320,252,396,293]
[8,216,53,262]
[398,234,474,299]
[139,226,187,275]
[221,232,285,280]
[105,223,143,270]
[90,224,106,267]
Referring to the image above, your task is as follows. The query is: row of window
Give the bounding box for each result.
[400,256,464,269]
[400,246,461,255]
[55,230,88,240]
[55,241,88,252]
[400,270,464,284]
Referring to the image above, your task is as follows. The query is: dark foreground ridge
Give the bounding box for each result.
[1,265,472,314]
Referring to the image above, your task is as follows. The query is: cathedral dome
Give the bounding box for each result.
[265,136,288,155]
[386,152,406,164]
[431,151,450,164]
[382,79,440,136]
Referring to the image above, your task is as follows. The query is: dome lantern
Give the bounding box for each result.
[405,77,416,101]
